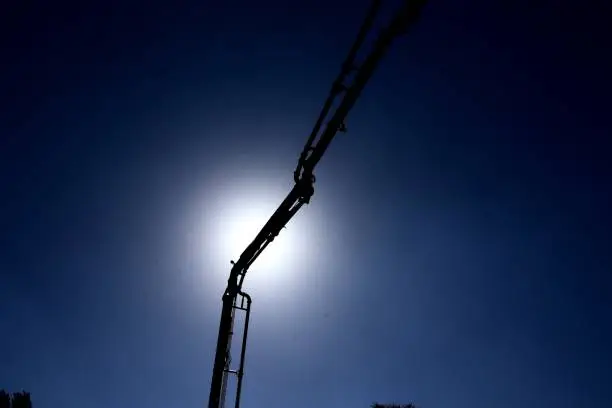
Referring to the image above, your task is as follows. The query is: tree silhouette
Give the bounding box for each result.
[0,391,32,408]
[0,391,10,408]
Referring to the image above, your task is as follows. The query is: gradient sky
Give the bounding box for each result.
[1,0,611,407]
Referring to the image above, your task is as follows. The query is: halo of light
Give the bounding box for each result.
[202,171,311,295]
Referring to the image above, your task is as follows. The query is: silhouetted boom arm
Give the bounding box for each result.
[295,0,427,182]
[226,177,312,292]
[208,2,427,408]
[228,0,427,293]
[293,0,383,184]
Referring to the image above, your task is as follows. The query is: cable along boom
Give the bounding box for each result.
[208,2,428,408]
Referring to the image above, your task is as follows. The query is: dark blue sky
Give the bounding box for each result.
[1,0,611,407]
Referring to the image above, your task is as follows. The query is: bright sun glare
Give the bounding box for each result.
[218,205,299,273]
[204,175,308,292]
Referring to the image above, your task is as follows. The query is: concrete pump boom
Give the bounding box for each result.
[207,1,428,408]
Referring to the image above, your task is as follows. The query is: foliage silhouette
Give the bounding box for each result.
[0,391,10,408]
[0,391,32,408]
